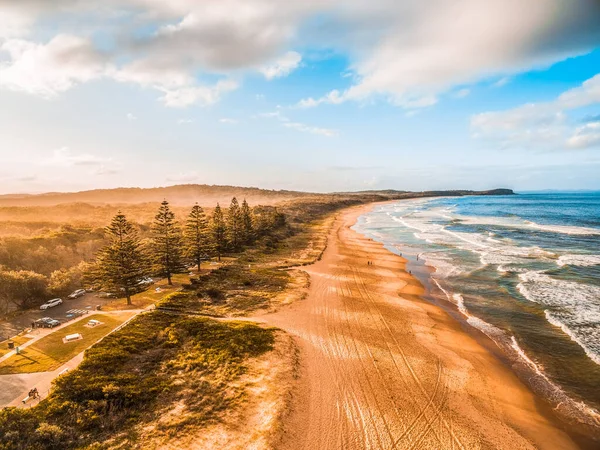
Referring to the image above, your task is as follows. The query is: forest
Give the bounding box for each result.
[0,197,285,314]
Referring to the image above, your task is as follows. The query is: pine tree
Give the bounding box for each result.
[94,212,149,305]
[184,203,210,271]
[151,200,184,285]
[240,199,254,244]
[211,203,227,262]
[227,197,242,251]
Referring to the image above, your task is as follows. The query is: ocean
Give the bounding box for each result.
[353,192,600,433]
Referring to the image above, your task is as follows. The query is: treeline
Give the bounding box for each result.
[92,198,284,304]
[0,198,285,313]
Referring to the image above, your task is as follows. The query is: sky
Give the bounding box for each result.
[1,0,600,194]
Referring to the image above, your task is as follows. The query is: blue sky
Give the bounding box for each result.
[1,1,599,194]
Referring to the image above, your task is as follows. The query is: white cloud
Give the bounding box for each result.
[453,88,470,99]
[127,113,137,120]
[256,111,289,122]
[297,90,345,108]
[297,0,600,109]
[44,147,116,168]
[493,77,511,88]
[157,79,238,108]
[1,0,599,110]
[0,7,33,38]
[178,118,194,124]
[259,110,337,137]
[260,51,301,80]
[94,165,121,176]
[471,72,600,150]
[567,122,600,149]
[219,118,238,124]
[283,121,338,137]
[0,34,107,97]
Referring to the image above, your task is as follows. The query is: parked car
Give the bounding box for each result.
[68,289,86,299]
[40,298,63,310]
[34,317,61,328]
[97,292,117,299]
[136,277,154,287]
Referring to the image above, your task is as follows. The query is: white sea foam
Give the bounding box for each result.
[557,254,600,267]
[431,279,503,338]
[525,221,600,236]
[457,215,600,236]
[517,271,600,365]
[509,336,600,423]
[420,252,464,278]
[396,211,556,272]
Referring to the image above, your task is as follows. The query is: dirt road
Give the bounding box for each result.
[264,205,577,450]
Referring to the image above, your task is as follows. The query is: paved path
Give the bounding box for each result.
[1,352,84,408]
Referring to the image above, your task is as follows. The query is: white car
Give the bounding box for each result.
[68,289,86,299]
[136,277,154,287]
[40,298,63,310]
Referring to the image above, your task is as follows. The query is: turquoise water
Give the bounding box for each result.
[354,193,600,432]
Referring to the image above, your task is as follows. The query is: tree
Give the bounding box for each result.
[253,205,286,236]
[227,197,242,251]
[0,269,48,312]
[94,213,149,305]
[151,200,185,285]
[211,204,227,262]
[48,262,90,297]
[240,199,254,244]
[184,203,210,271]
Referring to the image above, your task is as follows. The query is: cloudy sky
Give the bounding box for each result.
[1,0,600,194]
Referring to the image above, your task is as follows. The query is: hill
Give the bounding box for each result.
[0,185,514,208]
[0,185,315,207]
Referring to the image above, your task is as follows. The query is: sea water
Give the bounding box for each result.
[353,193,600,431]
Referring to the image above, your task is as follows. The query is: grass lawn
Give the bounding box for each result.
[0,312,134,374]
[0,335,31,358]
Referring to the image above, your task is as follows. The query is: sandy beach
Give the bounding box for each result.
[266,203,579,449]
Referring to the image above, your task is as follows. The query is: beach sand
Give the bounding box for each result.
[266,204,578,449]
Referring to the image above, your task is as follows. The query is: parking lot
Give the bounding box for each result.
[0,293,117,341]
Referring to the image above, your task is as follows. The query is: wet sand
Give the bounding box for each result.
[266,203,579,449]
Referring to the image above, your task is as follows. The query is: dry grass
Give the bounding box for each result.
[135,331,299,450]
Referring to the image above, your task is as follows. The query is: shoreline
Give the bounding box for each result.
[353,201,600,446]
[268,202,583,449]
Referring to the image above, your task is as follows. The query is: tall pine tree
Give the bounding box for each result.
[151,200,184,285]
[227,197,242,251]
[240,199,254,244]
[184,203,210,271]
[211,203,227,262]
[94,212,149,305]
